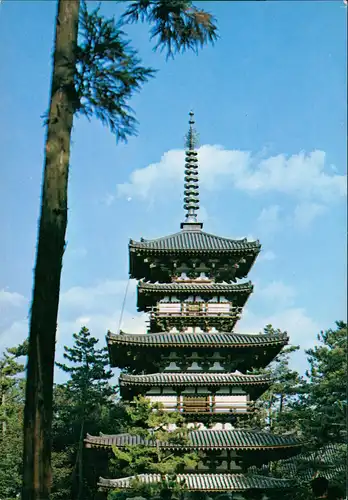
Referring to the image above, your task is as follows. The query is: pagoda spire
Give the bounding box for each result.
[182,111,202,229]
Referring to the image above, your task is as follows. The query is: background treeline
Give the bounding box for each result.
[0,321,346,500]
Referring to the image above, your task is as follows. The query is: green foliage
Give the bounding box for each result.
[52,327,123,500]
[72,0,218,141]
[283,321,347,490]
[0,341,28,499]
[121,0,218,59]
[302,321,347,447]
[253,323,347,499]
[55,326,114,408]
[109,395,199,499]
[75,2,155,141]
[241,325,302,433]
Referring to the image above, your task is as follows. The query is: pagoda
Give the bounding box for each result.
[85,113,302,499]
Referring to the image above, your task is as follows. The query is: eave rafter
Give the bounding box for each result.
[98,473,293,492]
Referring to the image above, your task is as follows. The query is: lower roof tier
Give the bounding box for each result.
[119,372,271,400]
[109,331,288,347]
[120,372,271,387]
[98,473,292,492]
[85,428,302,454]
[107,331,288,369]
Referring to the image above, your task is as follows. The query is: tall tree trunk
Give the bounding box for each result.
[279,393,284,414]
[268,395,273,431]
[22,1,80,499]
[1,391,6,436]
[77,419,85,500]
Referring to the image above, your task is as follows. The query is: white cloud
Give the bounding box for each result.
[59,279,137,319]
[235,150,346,201]
[0,290,28,343]
[57,309,146,344]
[258,250,276,261]
[0,289,26,308]
[103,193,115,206]
[0,318,28,353]
[293,202,327,229]
[257,281,296,308]
[239,307,317,347]
[116,145,346,203]
[0,279,143,355]
[117,149,185,200]
[56,279,145,361]
[257,205,282,235]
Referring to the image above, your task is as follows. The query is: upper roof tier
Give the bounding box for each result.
[130,230,260,254]
[129,230,261,282]
[128,113,261,282]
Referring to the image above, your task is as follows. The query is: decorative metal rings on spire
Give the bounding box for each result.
[183,111,199,223]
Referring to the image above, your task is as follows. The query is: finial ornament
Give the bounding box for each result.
[185,111,199,150]
[182,111,201,227]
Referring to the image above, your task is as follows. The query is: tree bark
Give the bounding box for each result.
[1,391,6,436]
[22,1,80,499]
[279,393,284,414]
[77,419,85,500]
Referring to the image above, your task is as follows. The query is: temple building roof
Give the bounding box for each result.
[107,331,288,370]
[85,429,302,451]
[119,372,271,391]
[276,444,345,484]
[108,331,288,348]
[98,473,293,492]
[130,231,261,255]
[129,229,260,282]
[138,281,253,294]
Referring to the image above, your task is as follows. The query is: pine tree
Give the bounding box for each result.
[53,327,118,500]
[109,396,199,500]
[289,322,347,485]
[0,341,28,499]
[266,322,347,499]
[241,325,302,434]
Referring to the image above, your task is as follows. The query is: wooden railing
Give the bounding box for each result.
[160,402,255,414]
[149,305,242,319]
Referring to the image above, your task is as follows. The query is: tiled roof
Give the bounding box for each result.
[107,331,288,348]
[119,372,271,387]
[129,230,261,254]
[276,444,346,482]
[85,429,301,450]
[98,473,293,491]
[138,281,253,294]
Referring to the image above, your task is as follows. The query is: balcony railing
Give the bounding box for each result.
[161,401,255,414]
[149,304,242,319]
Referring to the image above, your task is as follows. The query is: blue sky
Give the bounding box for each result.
[0,1,346,379]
